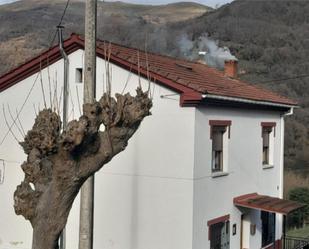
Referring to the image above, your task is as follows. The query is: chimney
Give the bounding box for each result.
[197,51,207,64]
[224,60,238,78]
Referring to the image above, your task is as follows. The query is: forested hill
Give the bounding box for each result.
[0,0,308,173]
[0,0,210,75]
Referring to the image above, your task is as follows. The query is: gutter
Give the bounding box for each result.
[202,94,297,109]
[279,107,294,243]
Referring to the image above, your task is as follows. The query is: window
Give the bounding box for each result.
[261,211,275,247]
[210,120,231,173]
[75,68,83,83]
[262,127,271,165]
[208,215,230,249]
[261,122,276,166]
[212,126,225,172]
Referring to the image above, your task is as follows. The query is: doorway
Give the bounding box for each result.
[261,211,275,248]
[210,220,230,249]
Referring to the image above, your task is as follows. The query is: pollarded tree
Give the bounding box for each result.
[14,88,152,249]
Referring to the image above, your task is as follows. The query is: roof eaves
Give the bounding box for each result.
[203,93,298,109]
[0,34,83,93]
[0,33,297,109]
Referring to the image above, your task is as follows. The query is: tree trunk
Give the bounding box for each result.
[32,227,59,249]
[14,88,152,249]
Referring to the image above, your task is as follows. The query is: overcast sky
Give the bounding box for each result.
[0,0,233,8]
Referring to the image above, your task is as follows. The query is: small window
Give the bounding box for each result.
[75,68,83,83]
[210,120,231,173]
[212,126,226,172]
[261,122,276,166]
[262,127,272,165]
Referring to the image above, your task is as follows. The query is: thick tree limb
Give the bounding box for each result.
[14,88,152,249]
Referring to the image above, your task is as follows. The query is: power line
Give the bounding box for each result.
[0,73,40,147]
[48,0,71,48]
[211,73,309,93]
[0,0,72,148]
[256,74,309,84]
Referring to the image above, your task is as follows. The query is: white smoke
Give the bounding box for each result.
[178,34,194,59]
[178,34,237,69]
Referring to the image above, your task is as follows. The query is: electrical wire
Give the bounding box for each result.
[211,73,309,93]
[47,0,71,49]
[256,74,309,84]
[0,73,40,147]
[0,0,72,148]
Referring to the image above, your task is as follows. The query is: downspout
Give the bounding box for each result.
[57,25,69,249]
[279,107,294,249]
[57,25,69,131]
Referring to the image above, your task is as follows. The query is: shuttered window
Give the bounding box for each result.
[209,120,231,173]
[261,122,276,166]
[262,127,272,165]
[212,126,226,172]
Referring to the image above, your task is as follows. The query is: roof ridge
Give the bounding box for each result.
[74,33,217,69]
[0,33,297,107]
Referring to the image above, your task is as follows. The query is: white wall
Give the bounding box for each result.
[0,49,196,249]
[0,56,67,249]
[0,48,288,249]
[192,106,285,249]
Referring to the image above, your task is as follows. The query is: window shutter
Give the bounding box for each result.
[263,131,269,147]
[262,127,272,147]
[213,130,223,151]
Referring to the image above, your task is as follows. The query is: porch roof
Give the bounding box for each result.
[234,193,306,215]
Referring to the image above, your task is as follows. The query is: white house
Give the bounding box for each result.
[0,34,304,249]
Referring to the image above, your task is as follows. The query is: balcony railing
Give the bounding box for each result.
[284,236,309,249]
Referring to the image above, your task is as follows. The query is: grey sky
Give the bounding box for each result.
[0,0,16,4]
[0,0,234,8]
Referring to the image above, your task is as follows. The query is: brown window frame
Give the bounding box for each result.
[209,120,231,173]
[261,122,276,165]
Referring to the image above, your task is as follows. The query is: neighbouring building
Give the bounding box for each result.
[0,34,304,249]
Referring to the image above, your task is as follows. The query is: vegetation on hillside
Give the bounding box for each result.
[288,187,309,231]
[0,0,210,74]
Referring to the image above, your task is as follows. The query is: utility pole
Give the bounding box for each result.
[58,25,69,249]
[79,0,97,249]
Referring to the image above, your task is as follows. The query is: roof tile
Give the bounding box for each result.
[0,34,297,107]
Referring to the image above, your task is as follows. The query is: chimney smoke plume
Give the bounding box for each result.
[178,34,237,70]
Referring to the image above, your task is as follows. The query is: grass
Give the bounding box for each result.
[287,225,309,238]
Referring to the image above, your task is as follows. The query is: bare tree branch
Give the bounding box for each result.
[14,87,152,249]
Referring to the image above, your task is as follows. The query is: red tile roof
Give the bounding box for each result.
[0,33,297,107]
[234,193,306,215]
